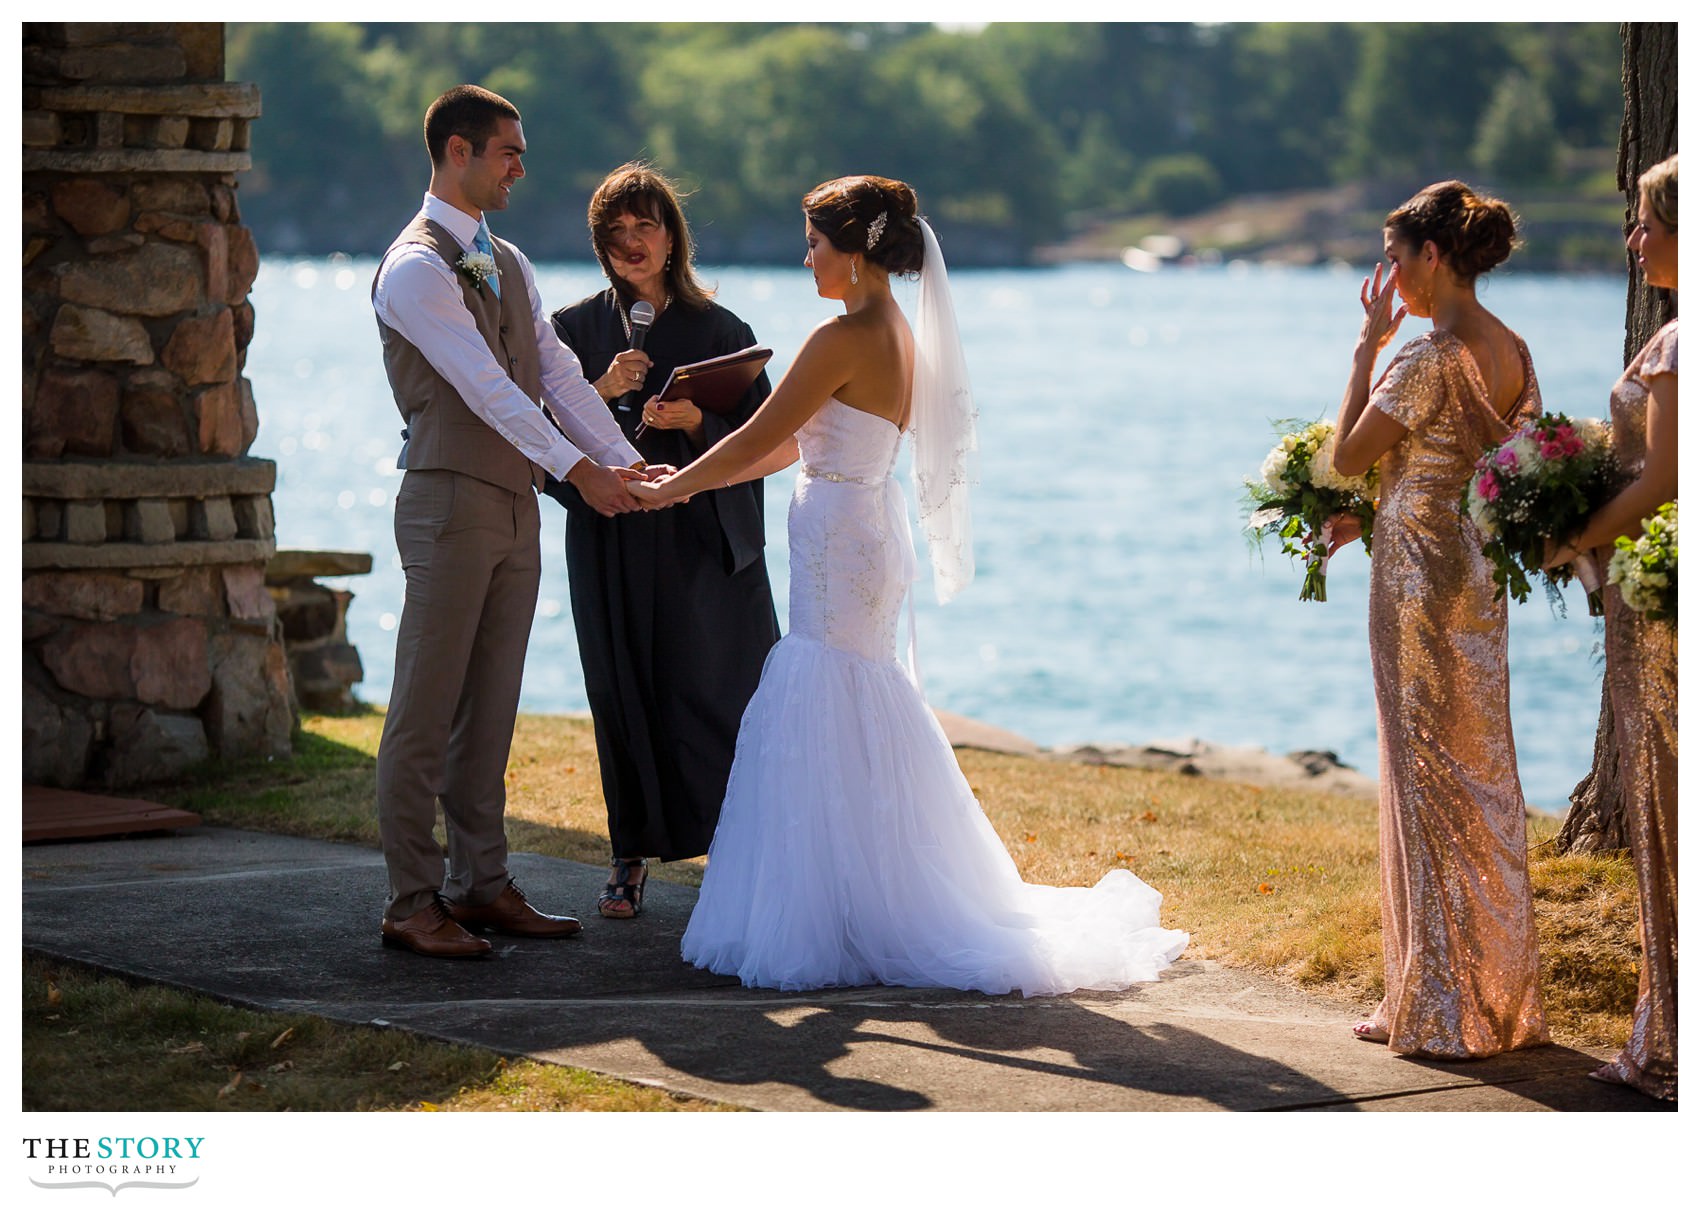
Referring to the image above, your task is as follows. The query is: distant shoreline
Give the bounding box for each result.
[1039,182,1630,277]
[523,705,1380,802]
[930,708,1381,802]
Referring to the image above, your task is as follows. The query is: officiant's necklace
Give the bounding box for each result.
[618,293,672,344]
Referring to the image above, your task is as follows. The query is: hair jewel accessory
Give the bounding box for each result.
[865,211,888,250]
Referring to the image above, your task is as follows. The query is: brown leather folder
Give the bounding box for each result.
[658,345,773,416]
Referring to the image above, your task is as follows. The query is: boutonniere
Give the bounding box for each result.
[456,250,498,293]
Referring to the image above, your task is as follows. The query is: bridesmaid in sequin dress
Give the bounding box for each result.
[1544,154,1677,1100]
[1328,181,1550,1059]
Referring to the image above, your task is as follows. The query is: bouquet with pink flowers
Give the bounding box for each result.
[1462,413,1619,610]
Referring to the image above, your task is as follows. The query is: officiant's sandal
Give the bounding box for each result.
[599,857,648,919]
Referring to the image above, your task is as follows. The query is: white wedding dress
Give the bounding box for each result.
[680,398,1188,996]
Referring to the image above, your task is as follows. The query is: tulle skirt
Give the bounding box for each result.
[680,634,1188,996]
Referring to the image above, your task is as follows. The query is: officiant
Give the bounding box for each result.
[546,161,779,921]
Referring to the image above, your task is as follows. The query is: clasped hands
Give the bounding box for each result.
[566,458,680,517]
[622,463,689,509]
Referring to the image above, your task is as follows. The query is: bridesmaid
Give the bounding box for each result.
[1328,181,1550,1058]
[1543,153,1677,1100]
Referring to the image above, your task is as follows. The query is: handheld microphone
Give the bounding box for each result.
[627,299,655,351]
[617,299,657,413]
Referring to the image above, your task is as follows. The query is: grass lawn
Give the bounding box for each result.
[24,709,1640,1110]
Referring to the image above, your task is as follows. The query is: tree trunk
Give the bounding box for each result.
[1555,681,1629,852]
[1616,21,1679,361]
[1555,21,1677,855]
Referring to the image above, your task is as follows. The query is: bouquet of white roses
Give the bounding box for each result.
[1462,413,1618,611]
[1244,419,1378,603]
[1607,500,1676,621]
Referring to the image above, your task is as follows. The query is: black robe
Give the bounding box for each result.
[546,289,780,861]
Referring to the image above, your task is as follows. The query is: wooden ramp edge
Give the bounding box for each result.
[23,785,202,844]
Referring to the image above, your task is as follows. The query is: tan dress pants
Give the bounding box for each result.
[376,468,541,919]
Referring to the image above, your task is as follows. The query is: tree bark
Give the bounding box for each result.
[1616,21,1679,360]
[1556,21,1677,855]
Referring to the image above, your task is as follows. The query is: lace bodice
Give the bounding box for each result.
[787,399,914,663]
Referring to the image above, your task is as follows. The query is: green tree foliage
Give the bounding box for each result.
[1341,24,1515,183]
[1473,73,1561,185]
[1499,23,1623,148]
[225,23,400,250]
[1133,154,1223,216]
[1060,113,1139,215]
[1203,23,1362,192]
[226,21,1623,262]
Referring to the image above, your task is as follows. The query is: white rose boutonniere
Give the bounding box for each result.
[456,250,498,294]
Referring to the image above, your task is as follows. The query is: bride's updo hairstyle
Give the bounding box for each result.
[803,175,925,276]
[1385,180,1519,284]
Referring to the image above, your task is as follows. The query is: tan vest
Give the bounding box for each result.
[374,215,546,493]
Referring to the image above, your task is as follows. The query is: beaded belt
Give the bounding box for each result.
[801,463,883,486]
[796,464,924,695]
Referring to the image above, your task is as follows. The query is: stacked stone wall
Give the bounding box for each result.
[22,22,292,788]
[267,551,372,715]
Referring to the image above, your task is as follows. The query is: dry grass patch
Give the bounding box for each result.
[958,751,1384,1004]
[1527,835,1643,1045]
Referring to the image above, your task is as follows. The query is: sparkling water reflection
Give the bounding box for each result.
[248,256,1621,811]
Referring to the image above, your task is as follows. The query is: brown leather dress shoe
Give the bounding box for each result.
[380,897,493,958]
[445,880,583,938]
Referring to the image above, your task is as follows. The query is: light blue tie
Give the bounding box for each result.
[474,219,500,297]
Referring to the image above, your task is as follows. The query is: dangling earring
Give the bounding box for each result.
[851,258,859,286]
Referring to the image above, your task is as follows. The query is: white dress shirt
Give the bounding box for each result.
[373,193,640,479]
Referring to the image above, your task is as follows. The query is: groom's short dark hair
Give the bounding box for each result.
[424,85,520,165]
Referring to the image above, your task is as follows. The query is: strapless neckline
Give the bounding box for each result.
[826,395,907,436]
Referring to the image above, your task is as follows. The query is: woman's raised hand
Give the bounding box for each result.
[595,349,653,401]
[1358,262,1408,357]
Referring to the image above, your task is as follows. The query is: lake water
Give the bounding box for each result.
[246,256,1624,812]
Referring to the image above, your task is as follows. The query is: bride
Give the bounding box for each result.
[627,175,1186,995]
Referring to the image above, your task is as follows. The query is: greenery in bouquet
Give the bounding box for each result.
[1607,500,1676,621]
[1244,419,1378,603]
[1462,412,1619,607]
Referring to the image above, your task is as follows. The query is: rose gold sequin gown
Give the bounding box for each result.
[1364,330,1550,1058]
[1591,319,1677,1100]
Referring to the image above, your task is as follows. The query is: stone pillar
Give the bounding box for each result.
[266,550,373,714]
[22,23,292,788]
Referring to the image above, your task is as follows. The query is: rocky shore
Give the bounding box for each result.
[932,709,1378,800]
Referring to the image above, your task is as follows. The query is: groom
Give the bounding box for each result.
[371,84,650,958]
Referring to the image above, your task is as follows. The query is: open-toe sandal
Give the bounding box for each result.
[1586,1062,1628,1086]
[1351,1021,1390,1044]
[598,857,648,919]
